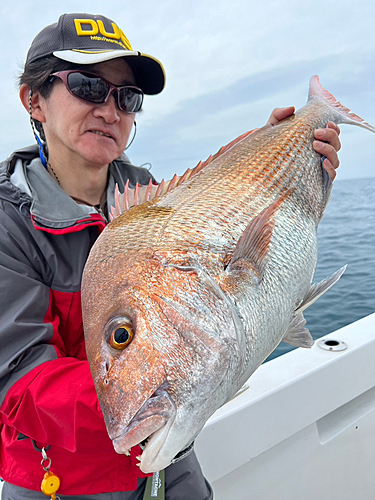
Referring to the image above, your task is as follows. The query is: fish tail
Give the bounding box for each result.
[308,75,375,132]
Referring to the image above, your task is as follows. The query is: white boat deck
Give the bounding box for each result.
[195,312,375,499]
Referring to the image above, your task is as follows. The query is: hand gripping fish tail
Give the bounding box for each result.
[81,75,375,474]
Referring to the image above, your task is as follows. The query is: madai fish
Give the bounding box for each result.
[81,76,375,473]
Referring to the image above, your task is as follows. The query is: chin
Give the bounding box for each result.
[79,138,124,166]
[82,149,121,167]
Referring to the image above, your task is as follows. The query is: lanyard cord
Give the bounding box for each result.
[28,89,48,168]
[142,470,165,500]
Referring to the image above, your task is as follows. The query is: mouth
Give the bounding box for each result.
[111,387,176,470]
[89,130,116,141]
[112,414,169,456]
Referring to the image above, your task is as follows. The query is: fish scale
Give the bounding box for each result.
[117,117,323,259]
[82,76,375,474]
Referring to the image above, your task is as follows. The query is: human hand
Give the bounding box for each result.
[266,106,296,126]
[313,122,341,181]
[267,108,341,181]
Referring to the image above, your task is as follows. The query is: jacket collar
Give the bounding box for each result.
[0,145,154,233]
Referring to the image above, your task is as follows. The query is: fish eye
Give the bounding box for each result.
[107,319,134,350]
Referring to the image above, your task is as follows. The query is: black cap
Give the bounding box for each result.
[25,13,165,95]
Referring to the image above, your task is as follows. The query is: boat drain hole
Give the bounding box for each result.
[317,338,348,352]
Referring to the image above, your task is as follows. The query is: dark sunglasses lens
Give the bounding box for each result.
[67,73,109,103]
[118,87,143,113]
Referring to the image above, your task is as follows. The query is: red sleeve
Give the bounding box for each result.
[0,357,113,454]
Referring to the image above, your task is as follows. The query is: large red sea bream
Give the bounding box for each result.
[81,76,375,473]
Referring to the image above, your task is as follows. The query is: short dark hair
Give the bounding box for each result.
[19,55,97,98]
[19,55,98,143]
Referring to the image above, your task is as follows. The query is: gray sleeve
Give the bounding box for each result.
[165,451,213,500]
[0,201,57,405]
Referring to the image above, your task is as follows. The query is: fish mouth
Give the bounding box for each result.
[111,386,176,469]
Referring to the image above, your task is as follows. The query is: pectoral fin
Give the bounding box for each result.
[227,191,291,278]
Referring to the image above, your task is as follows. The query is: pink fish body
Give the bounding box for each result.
[81,76,374,472]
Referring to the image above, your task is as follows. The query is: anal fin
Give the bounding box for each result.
[283,312,314,348]
[283,265,347,349]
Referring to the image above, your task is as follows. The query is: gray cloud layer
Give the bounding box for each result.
[1,0,375,182]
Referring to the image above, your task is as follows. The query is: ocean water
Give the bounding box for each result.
[267,176,375,361]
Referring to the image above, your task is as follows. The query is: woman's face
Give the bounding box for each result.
[36,58,137,168]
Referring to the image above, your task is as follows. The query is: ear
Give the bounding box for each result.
[19,84,46,123]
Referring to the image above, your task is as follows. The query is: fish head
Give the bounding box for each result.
[82,244,244,473]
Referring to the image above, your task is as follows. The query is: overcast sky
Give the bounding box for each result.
[1,0,375,182]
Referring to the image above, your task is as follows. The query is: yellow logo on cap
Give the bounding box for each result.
[74,19,133,51]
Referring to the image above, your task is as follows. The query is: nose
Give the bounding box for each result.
[92,92,120,123]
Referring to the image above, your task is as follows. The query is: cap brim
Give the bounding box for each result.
[53,49,165,95]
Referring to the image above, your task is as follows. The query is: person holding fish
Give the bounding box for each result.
[0,12,341,500]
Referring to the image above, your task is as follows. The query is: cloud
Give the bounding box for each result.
[1,0,374,182]
[129,52,375,181]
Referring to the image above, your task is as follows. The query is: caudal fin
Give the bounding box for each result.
[308,75,375,132]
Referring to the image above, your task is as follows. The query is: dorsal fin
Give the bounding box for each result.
[110,129,255,221]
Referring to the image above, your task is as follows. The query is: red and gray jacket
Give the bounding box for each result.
[0,145,156,495]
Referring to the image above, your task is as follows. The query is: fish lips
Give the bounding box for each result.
[112,388,176,463]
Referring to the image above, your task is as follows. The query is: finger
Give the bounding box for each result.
[314,127,341,152]
[313,141,340,169]
[267,106,295,126]
[322,157,337,181]
[327,121,341,135]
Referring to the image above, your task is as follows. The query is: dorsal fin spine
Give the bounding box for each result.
[124,180,130,211]
[156,179,165,197]
[145,179,153,201]
[114,184,120,218]
[179,168,192,184]
[110,129,255,220]
[134,183,140,205]
[169,174,178,191]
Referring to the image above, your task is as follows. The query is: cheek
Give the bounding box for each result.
[115,117,135,151]
[51,117,78,144]
[43,98,79,138]
[122,116,135,140]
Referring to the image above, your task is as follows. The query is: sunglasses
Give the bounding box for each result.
[50,70,144,113]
